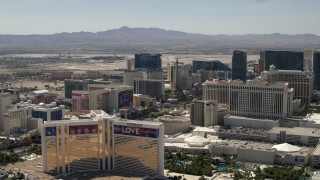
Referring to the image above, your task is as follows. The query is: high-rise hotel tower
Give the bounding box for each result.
[41,110,164,177]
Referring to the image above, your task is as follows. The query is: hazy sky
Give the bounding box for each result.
[1,0,319,35]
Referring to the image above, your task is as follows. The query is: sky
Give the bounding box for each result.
[0,0,319,35]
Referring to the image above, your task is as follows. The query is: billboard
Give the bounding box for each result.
[114,125,159,138]
[45,127,57,137]
[118,90,133,108]
[69,125,98,135]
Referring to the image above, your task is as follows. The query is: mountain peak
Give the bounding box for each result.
[119,26,130,29]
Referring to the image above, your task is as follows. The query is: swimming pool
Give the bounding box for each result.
[217,163,230,171]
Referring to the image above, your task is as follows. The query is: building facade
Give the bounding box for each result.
[133,94,156,109]
[123,70,163,87]
[232,50,247,82]
[123,71,144,87]
[268,127,320,146]
[89,89,110,113]
[64,79,111,99]
[30,90,57,104]
[134,79,164,100]
[314,51,320,90]
[72,85,133,114]
[167,60,192,90]
[0,93,12,131]
[202,79,229,104]
[134,54,162,70]
[261,65,314,106]
[192,60,230,73]
[142,70,163,80]
[72,91,90,114]
[3,89,20,104]
[127,59,135,70]
[157,115,190,135]
[262,50,304,71]
[31,102,64,122]
[304,49,314,71]
[190,100,218,127]
[3,107,42,135]
[203,79,294,119]
[41,113,164,177]
[2,101,63,135]
[64,79,90,99]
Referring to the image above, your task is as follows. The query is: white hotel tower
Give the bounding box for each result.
[261,64,314,106]
[203,78,294,119]
[41,110,164,177]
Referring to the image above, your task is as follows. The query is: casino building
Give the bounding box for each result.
[41,110,164,177]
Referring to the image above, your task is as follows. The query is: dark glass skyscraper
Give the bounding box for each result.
[192,60,231,73]
[314,51,320,90]
[134,54,162,70]
[262,51,304,71]
[232,50,247,82]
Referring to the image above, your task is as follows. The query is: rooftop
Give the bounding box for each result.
[31,89,50,94]
[219,127,268,136]
[204,78,289,87]
[157,115,190,122]
[225,115,280,121]
[185,135,209,143]
[238,143,275,152]
[304,113,320,124]
[272,143,301,152]
[203,79,230,84]
[268,127,320,137]
[193,126,217,133]
[115,118,163,126]
[312,143,320,156]
[212,140,312,155]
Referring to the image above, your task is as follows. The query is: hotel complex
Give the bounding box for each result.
[203,78,294,119]
[41,110,164,177]
[261,65,314,106]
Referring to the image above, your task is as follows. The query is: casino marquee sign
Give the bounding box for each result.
[114,124,159,138]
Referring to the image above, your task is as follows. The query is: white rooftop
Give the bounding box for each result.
[304,113,320,124]
[184,135,209,143]
[272,143,301,152]
[193,126,216,133]
[32,89,50,94]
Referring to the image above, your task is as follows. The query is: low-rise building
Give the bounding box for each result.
[157,115,190,135]
[237,143,276,165]
[273,143,312,166]
[210,140,311,166]
[268,127,320,146]
[119,107,150,120]
[224,115,280,129]
[133,94,157,109]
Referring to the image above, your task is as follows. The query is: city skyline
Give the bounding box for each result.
[1,0,320,35]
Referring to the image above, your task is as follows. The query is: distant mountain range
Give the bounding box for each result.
[0,26,319,54]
